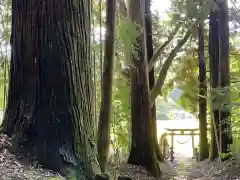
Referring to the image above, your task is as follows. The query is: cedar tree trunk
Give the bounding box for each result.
[145,0,164,162]
[209,0,232,159]
[127,0,161,178]
[198,21,209,160]
[3,0,100,178]
[209,5,220,160]
[218,0,232,153]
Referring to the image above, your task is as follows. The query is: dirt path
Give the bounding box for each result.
[161,152,240,180]
[111,152,240,179]
[161,154,207,179]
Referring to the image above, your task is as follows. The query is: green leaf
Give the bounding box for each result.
[117,17,140,66]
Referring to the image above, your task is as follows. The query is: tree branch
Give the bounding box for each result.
[149,27,193,107]
[148,24,181,72]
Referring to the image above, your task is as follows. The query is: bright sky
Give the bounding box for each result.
[151,0,171,19]
[151,0,235,18]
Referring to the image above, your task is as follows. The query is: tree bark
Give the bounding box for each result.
[209,0,232,159]
[145,0,164,162]
[198,21,209,161]
[218,0,232,153]
[3,0,100,178]
[209,5,220,160]
[127,0,161,177]
[97,0,116,173]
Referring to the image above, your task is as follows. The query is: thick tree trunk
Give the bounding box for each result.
[97,0,116,173]
[209,0,232,160]
[127,0,161,177]
[128,67,160,177]
[218,0,232,153]
[198,22,209,161]
[209,6,220,160]
[145,0,164,162]
[3,0,100,178]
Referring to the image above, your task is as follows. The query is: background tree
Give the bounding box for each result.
[145,0,164,162]
[97,0,116,172]
[127,0,161,177]
[198,19,209,160]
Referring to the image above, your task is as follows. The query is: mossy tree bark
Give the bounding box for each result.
[198,21,209,161]
[127,0,161,178]
[97,0,116,173]
[3,0,100,178]
[145,0,164,162]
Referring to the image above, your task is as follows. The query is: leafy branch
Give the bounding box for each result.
[148,23,181,72]
[149,24,196,107]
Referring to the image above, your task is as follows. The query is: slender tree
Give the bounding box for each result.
[198,20,209,160]
[145,0,164,162]
[97,0,116,173]
[127,0,161,177]
[149,27,192,105]
[3,0,101,178]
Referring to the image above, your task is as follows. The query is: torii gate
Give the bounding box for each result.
[165,128,199,161]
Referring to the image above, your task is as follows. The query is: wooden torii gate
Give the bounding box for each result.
[165,128,199,161]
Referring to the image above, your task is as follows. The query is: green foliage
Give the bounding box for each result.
[0,1,10,112]
[209,72,240,112]
[94,0,240,161]
[170,54,199,112]
[218,151,234,161]
[210,87,231,112]
[0,0,11,41]
[92,0,106,25]
[171,0,214,23]
[117,16,140,67]
[229,58,240,147]
[110,64,130,157]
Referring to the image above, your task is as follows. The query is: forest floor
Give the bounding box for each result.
[0,133,240,180]
[109,152,240,180]
[0,134,65,180]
